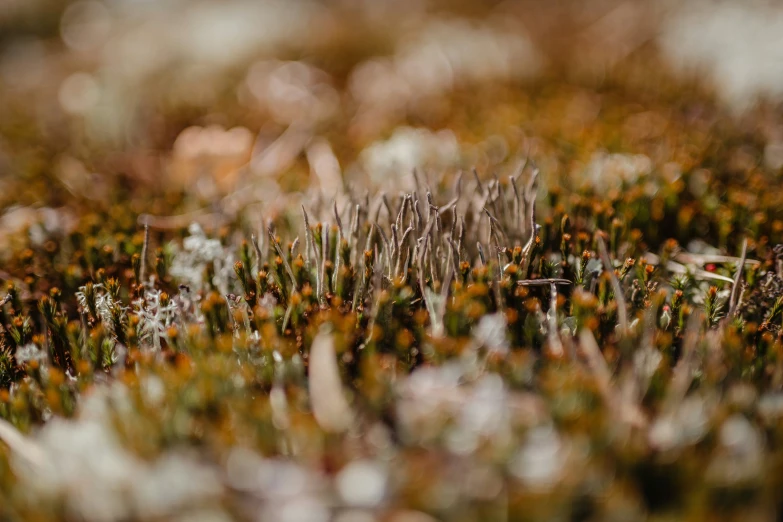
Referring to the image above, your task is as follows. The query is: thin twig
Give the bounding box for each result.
[251,233,263,272]
[268,226,298,291]
[517,278,572,287]
[597,235,628,335]
[139,222,150,283]
[728,238,748,317]
[548,282,564,358]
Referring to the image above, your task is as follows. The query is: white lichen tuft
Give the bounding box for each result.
[132,288,180,351]
[169,223,233,293]
[15,343,48,366]
[76,283,124,333]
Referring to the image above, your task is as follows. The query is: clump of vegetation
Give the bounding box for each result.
[4,2,783,521]
[2,150,783,520]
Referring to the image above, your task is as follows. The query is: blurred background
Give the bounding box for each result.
[2,0,783,248]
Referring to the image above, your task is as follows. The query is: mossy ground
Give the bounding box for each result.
[2,2,783,521]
